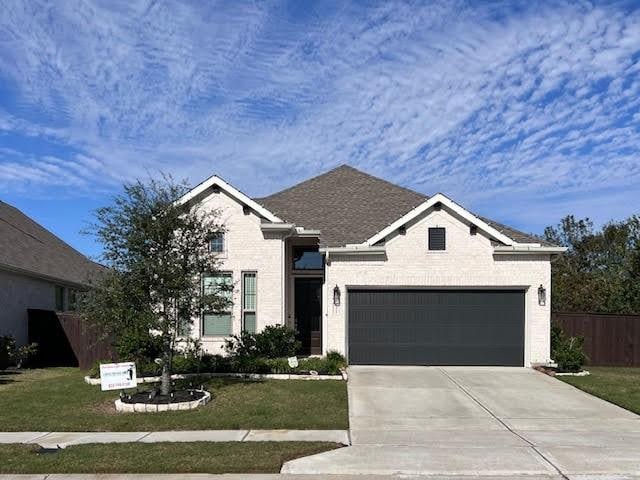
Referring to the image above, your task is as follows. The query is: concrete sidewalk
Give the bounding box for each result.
[0,430,349,449]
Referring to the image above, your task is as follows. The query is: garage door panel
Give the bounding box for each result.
[348,289,524,366]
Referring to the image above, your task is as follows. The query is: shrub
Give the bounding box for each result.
[224,325,300,360]
[264,357,293,374]
[0,335,38,369]
[298,355,346,375]
[551,324,587,372]
[254,325,300,358]
[326,350,347,364]
[115,328,163,364]
[223,331,258,359]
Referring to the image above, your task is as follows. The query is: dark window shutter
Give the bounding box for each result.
[428,227,446,250]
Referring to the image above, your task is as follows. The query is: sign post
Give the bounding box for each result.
[99,362,137,391]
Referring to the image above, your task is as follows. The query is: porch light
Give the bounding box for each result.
[538,284,546,306]
[333,285,341,306]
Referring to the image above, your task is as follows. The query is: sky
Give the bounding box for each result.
[1,0,639,260]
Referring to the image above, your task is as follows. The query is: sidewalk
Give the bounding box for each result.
[0,430,349,449]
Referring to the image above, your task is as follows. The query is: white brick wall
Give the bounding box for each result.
[324,208,551,366]
[191,190,285,355]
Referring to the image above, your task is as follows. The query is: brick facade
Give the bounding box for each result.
[325,208,551,366]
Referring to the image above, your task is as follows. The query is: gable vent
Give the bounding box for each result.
[428,227,446,250]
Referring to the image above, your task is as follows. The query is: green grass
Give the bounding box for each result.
[559,366,640,415]
[0,368,348,431]
[0,442,340,474]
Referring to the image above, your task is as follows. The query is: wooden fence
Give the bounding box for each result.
[28,309,116,370]
[552,312,640,366]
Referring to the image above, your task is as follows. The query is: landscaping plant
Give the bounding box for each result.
[0,335,38,369]
[80,175,230,395]
[551,324,587,372]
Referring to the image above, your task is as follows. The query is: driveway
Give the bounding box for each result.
[283,366,640,478]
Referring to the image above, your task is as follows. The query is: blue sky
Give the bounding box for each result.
[1,0,640,259]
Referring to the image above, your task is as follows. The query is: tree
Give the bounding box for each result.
[81,176,229,395]
[545,214,640,314]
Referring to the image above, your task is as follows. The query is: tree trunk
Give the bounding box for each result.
[160,343,172,396]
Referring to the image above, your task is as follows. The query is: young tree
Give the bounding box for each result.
[82,176,229,395]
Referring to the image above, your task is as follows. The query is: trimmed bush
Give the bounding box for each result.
[224,325,300,360]
[254,325,300,358]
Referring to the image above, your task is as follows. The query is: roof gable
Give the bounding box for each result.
[0,201,104,286]
[177,174,283,223]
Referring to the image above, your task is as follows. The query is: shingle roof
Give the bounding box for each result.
[0,201,104,286]
[256,165,553,247]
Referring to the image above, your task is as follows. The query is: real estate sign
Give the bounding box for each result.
[99,362,137,391]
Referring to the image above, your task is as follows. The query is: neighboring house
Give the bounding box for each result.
[179,165,565,367]
[0,201,103,345]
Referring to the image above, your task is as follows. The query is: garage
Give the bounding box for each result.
[348,289,525,366]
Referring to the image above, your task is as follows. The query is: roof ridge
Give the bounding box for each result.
[257,164,428,202]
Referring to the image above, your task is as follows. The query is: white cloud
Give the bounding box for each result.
[0,0,639,230]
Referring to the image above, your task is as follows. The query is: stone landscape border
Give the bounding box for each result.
[114,389,211,413]
[85,370,346,386]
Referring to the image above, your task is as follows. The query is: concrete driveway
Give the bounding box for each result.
[283,366,640,478]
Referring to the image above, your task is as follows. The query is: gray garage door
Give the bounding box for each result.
[348,289,525,366]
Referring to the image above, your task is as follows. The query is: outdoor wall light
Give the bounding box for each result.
[538,284,546,306]
[333,285,341,306]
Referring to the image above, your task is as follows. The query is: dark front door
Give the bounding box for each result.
[348,289,525,366]
[295,278,323,355]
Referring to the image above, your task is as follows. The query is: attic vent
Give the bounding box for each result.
[211,185,221,194]
[470,225,478,235]
[434,202,442,211]
[243,205,251,215]
[398,226,406,235]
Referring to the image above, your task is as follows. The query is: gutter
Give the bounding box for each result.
[260,223,295,232]
[493,246,568,255]
[319,246,387,255]
[0,262,94,289]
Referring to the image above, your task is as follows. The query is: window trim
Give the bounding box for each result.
[428,227,446,251]
[208,232,225,254]
[201,271,233,337]
[241,271,257,333]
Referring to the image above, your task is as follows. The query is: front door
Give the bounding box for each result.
[294,277,322,355]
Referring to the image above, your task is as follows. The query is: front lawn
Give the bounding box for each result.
[0,368,348,431]
[559,367,640,415]
[0,442,340,474]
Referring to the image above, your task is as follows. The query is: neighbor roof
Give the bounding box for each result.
[0,201,104,286]
[256,165,553,247]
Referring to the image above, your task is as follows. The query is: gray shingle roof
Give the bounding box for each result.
[256,165,553,247]
[0,201,104,286]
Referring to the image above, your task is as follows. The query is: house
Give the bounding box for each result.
[179,165,565,367]
[0,201,103,346]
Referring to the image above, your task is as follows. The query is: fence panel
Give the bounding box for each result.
[552,312,640,366]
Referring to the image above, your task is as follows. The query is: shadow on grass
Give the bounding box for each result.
[0,369,22,385]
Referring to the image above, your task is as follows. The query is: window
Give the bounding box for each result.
[202,273,233,336]
[209,232,224,253]
[242,272,257,333]
[292,246,323,270]
[428,227,446,250]
[55,285,65,311]
[68,289,79,311]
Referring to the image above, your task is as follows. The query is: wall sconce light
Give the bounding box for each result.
[538,284,546,306]
[333,285,341,306]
